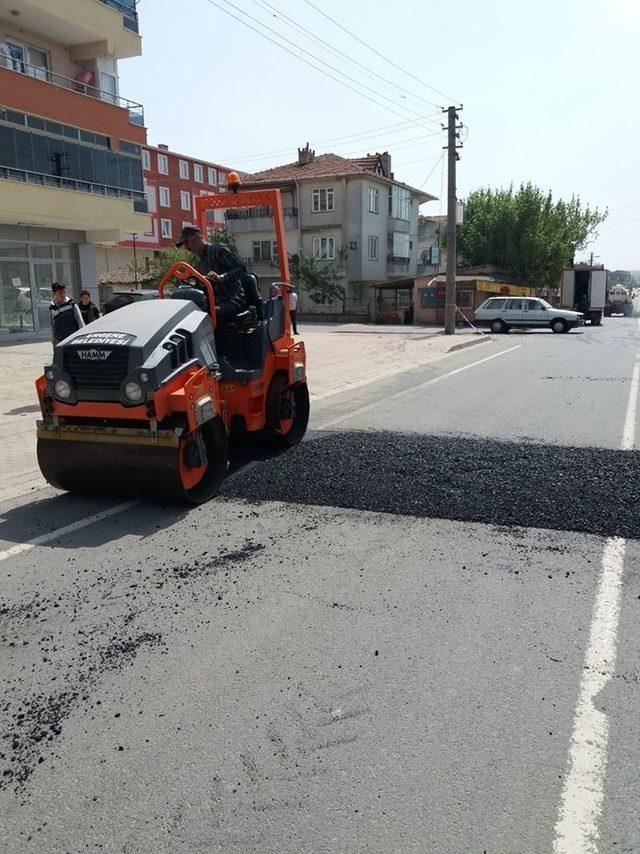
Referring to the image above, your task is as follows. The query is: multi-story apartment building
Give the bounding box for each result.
[228,145,434,318]
[124,143,232,255]
[0,0,150,336]
[417,214,446,277]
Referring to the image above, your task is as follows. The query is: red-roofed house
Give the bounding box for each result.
[225,144,436,320]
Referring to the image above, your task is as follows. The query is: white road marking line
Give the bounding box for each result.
[554,343,640,853]
[553,537,626,854]
[315,345,522,429]
[310,338,490,402]
[0,500,137,565]
[621,354,640,450]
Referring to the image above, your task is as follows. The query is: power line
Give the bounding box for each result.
[206,0,425,122]
[343,131,443,158]
[226,113,443,164]
[419,154,445,189]
[248,0,443,116]
[302,0,460,106]
[395,155,442,168]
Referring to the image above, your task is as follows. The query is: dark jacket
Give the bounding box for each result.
[79,301,100,324]
[195,243,247,311]
[50,298,84,344]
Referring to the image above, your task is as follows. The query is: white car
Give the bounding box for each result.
[475,296,585,334]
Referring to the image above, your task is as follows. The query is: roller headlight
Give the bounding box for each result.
[54,379,72,399]
[139,371,149,383]
[46,369,55,380]
[124,381,143,403]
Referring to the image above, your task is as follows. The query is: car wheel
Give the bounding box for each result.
[551,318,568,334]
[490,319,507,333]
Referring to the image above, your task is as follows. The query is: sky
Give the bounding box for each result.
[119,0,640,269]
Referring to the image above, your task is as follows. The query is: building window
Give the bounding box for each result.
[312,188,334,212]
[352,283,364,305]
[389,186,411,221]
[160,219,172,238]
[5,40,49,80]
[218,172,227,185]
[159,186,170,207]
[368,186,379,214]
[391,232,410,259]
[157,153,168,175]
[252,240,277,262]
[193,163,204,183]
[208,167,217,186]
[141,149,150,170]
[312,236,335,260]
[179,159,189,179]
[180,190,191,211]
[457,290,474,309]
[99,71,117,104]
[367,236,378,261]
[0,120,145,203]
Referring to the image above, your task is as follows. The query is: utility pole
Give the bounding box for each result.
[132,233,138,285]
[444,105,463,335]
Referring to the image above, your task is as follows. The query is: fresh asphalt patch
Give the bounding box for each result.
[222,430,640,540]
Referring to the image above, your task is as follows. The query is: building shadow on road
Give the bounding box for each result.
[222,429,640,541]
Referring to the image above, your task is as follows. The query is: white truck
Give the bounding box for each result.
[560,267,607,325]
[605,285,633,317]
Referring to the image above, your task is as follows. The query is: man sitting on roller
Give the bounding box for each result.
[175,225,247,329]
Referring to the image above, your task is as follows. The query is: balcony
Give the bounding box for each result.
[0,0,141,59]
[97,0,139,33]
[1,61,144,127]
[0,65,146,145]
[1,165,147,207]
[241,257,281,277]
[0,170,149,238]
[225,206,298,233]
[387,256,412,275]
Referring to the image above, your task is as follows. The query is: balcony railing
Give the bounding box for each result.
[1,165,147,209]
[242,256,280,269]
[387,255,411,273]
[98,0,140,33]
[1,60,144,126]
[225,206,298,220]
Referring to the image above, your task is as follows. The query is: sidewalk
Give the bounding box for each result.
[0,327,488,502]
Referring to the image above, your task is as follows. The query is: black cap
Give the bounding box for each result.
[52,282,65,292]
[175,224,201,247]
[80,289,90,297]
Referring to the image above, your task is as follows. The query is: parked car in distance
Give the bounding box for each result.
[475,296,585,334]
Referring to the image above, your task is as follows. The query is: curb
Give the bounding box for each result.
[446,335,492,353]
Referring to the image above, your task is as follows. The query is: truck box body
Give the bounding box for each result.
[561,268,606,324]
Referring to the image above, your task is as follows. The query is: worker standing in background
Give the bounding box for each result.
[289,286,299,334]
[78,289,100,324]
[49,283,84,346]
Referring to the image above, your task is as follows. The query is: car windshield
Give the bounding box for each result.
[538,299,552,308]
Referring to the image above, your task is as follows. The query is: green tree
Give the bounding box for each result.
[207,226,237,250]
[128,246,192,284]
[289,250,346,308]
[457,184,607,287]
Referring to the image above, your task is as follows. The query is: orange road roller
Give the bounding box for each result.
[35,186,309,503]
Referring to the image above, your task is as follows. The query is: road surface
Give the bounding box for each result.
[1,320,639,853]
